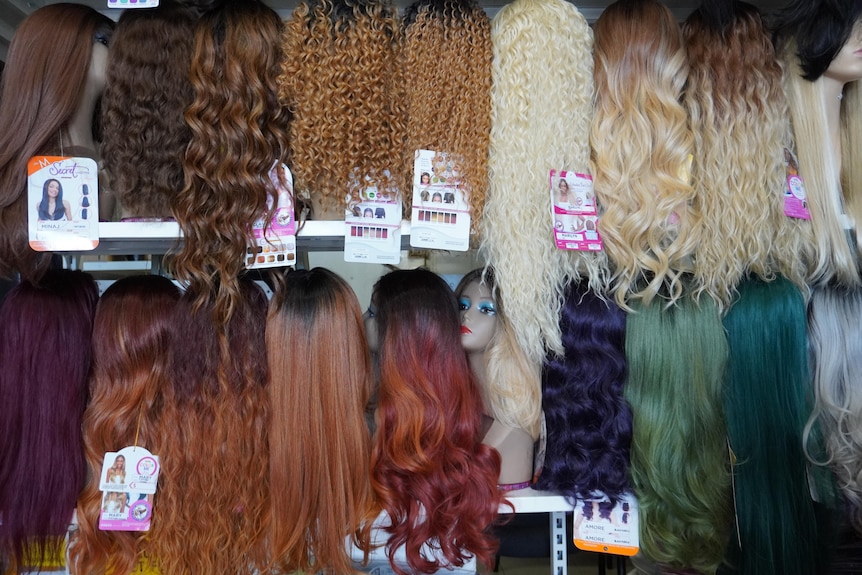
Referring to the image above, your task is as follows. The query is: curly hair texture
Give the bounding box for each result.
[280,0,404,219]
[483,0,606,366]
[100,1,197,219]
[0,4,113,282]
[683,2,806,307]
[69,276,180,575]
[267,268,376,575]
[624,294,731,573]
[591,0,700,310]
[172,0,290,327]
[723,277,826,575]
[150,280,270,575]
[534,281,631,505]
[0,270,98,570]
[369,269,502,575]
[454,268,542,439]
[806,285,862,536]
[398,0,491,231]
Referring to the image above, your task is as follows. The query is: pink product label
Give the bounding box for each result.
[99,494,153,532]
[784,175,811,220]
[553,216,603,251]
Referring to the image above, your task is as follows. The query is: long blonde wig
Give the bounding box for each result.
[591,0,699,309]
[483,0,606,364]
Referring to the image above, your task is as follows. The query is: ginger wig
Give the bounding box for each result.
[684,0,806,307]
[534,281,631,505]
[398,0,491,228]
[775,0,862,286]
[280,0,403,218]
[624,294,731,572]
[369,269,502,575]
[100,1,197,219]
[483,0,606,366]
[591,0,700,309]
[454,268,541,439]
[0,270,98,570]
[0,4,113,282]
[151,279,270,575]
[267,267,376,575]
[69,275,180,575]
[172,0,289,326]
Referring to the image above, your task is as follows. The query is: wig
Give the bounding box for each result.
[591,0,700,309]
[172,0,289,327]
[683,1,809,307]
[624,294,731,573]
[398,0,491,229]
[100,0,197,219]
[69,275,181,575]
[454,268,542,439]
[0,269,98,569]
[279,0,403,219]
[267,268,376,575]
[534,281,631,505]
[774,0,862,286]
[150,279,270,575]
[369,269,502,575]
[482,0,606,365]
[722,277,825,575]
[806,285,862,535]
[0,4,113,282]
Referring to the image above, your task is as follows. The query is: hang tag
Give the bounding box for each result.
[782,148,811,220]
[247,162,297,269]
[107,0,160,7]
[344,178,402,264]
[572,491,639,556]
[409,150,471,252]
[98,447,159,532]
[550,170,602,251]
[28,156,100,251]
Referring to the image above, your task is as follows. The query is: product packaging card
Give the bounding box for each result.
[550,169,602,252]
[107,0,159,7]
[409,150,471,252]
[344,182,402,264]
[247,163,297,269]
[572,491,639,556]
[98,447,159,532]
[783,148,811,220]
[28,156,99,251]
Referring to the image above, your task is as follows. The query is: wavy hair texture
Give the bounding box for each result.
[534,282,631,504]
[624,294,731,573]
[267,268,376,575]
[454,268,542,439]
[806,285,862,535]
[775,0,862,287]
[69,276,180,575]
[723,277,825,575]
[150,280,270,575]
[591,0,700,310]
[0,270,98,570]
[683,1,808,307]
[100,1,197,219]
[280,0,404,219]
[369,269,502,575]
[483,0,606,366]
[0,4,113,281]
[172,0,290,327]
[398,0,491,231]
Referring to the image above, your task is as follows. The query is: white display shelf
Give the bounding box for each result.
[501,488,574,514]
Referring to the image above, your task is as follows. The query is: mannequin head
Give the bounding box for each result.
[0,4,113,281]
[455,268,500,355]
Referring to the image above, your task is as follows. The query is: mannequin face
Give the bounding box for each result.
[824,19,862,85]
[458,280,498,353]
[363,300,378,352]
[87,40,109,95]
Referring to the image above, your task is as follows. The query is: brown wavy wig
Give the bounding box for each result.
[70,276,180,575]
[172,0,289,327]
[267,268,376,575]
[149,279,270,575]
[0,4,113,282]
[398,0,492,229]
[280,0,404,219]
[100,1,197,219]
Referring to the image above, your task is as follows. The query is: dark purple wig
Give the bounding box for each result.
[0,269,98,568]
[534,281,631,503]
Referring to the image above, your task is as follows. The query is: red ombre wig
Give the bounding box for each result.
[267,267,376,575]
[0,270,98,570]
[70,275,180,575]
[369,268,502,575]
